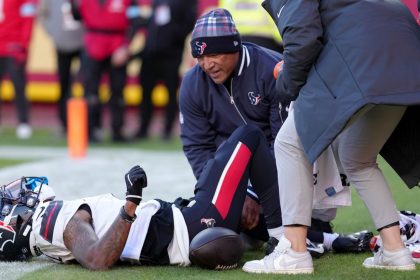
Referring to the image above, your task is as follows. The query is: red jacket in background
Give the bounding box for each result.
[77,0,132,60]
[0,0,37,60]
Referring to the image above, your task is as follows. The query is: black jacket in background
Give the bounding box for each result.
[144,0,197,57]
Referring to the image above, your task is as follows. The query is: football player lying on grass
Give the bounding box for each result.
[0,125,372,270]
[0,125,285,270]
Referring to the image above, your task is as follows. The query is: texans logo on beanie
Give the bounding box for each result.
[190,8,242,58]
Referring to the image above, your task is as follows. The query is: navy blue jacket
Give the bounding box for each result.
[179,42,286,179]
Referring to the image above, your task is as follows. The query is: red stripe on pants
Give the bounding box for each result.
[212,142,251,219]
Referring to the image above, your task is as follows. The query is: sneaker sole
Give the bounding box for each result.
[242,266,314,274]
[363,263,415,271]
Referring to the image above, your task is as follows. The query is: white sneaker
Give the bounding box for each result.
[243,235,314,274]
[16,123,32,139]
[363,247,415,270]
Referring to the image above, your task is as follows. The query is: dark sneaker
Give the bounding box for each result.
[240,232,264,251]
[265,236,279,255]
[306,239,325,258]
[332,230,373,253]
[310,218,333,233]
[266,237,325,258]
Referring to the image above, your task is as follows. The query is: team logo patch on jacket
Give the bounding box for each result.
[248,92,262,105]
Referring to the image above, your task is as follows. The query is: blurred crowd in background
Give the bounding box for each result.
[0,0,285,143]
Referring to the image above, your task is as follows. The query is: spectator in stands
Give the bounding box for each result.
[219,0,282,53]
[38,0,85,137]
[0,0,37,139]
[135,0,197,141]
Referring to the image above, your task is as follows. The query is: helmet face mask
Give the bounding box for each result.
[0,177,49,262]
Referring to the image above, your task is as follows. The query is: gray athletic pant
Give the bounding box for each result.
[275,105,406,229]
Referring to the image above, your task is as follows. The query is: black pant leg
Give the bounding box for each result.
[0,57,6,125]
[57,49,81,129]
[8,58,29,124]
[109,63,127,136]
[158,53,183,137]
[138,56,158,136]
[224,125,282,229]
[182,125,282,240]
[84,56,106,135]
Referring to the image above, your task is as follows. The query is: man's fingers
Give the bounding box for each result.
[249,212,259,229]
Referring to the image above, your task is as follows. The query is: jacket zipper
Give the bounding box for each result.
[226,78,247,124]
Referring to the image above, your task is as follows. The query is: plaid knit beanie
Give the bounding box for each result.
[190,8,242,58]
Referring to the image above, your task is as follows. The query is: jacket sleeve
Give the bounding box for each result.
[263,0,323,100]
[265,58,285,145]
[179,73,217,180]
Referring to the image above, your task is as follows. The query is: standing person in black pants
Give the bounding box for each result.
[135,0,197,141]
[39,0,85,136]
[0,0,37,140]
[71,0,148,143]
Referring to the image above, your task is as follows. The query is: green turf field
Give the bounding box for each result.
[0,127,418,279]
[0,127,182,150]
[24,158,419,280]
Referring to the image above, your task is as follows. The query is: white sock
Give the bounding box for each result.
[268,226,284,240]
[323,232,339,250]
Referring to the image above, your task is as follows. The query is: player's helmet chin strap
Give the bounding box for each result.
[3,204,18,224]
[28,223,42,257]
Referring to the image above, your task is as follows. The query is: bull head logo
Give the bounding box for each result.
[200,218,216,228]
[195,41,207,56]
[0,221,16,251]
[248,92,262,106]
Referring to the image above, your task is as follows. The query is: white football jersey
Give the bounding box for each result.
[30,194,161,263]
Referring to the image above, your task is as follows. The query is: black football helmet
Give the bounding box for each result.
[0,177,48,261]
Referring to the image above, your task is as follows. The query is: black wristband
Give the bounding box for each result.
[126,192,142,205]
[119,206,137,223]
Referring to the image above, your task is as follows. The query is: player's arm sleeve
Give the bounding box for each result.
[261,51,285,146]
[179,75,217,180]
[267,66,284,143]
[263,0,323,100]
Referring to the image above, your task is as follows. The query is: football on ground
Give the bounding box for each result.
[189,227,244,270]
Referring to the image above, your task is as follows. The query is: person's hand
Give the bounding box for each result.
[241,196,261,230]
[111,45,130,66]
[125,165,147,205]
[273,60,284,79]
